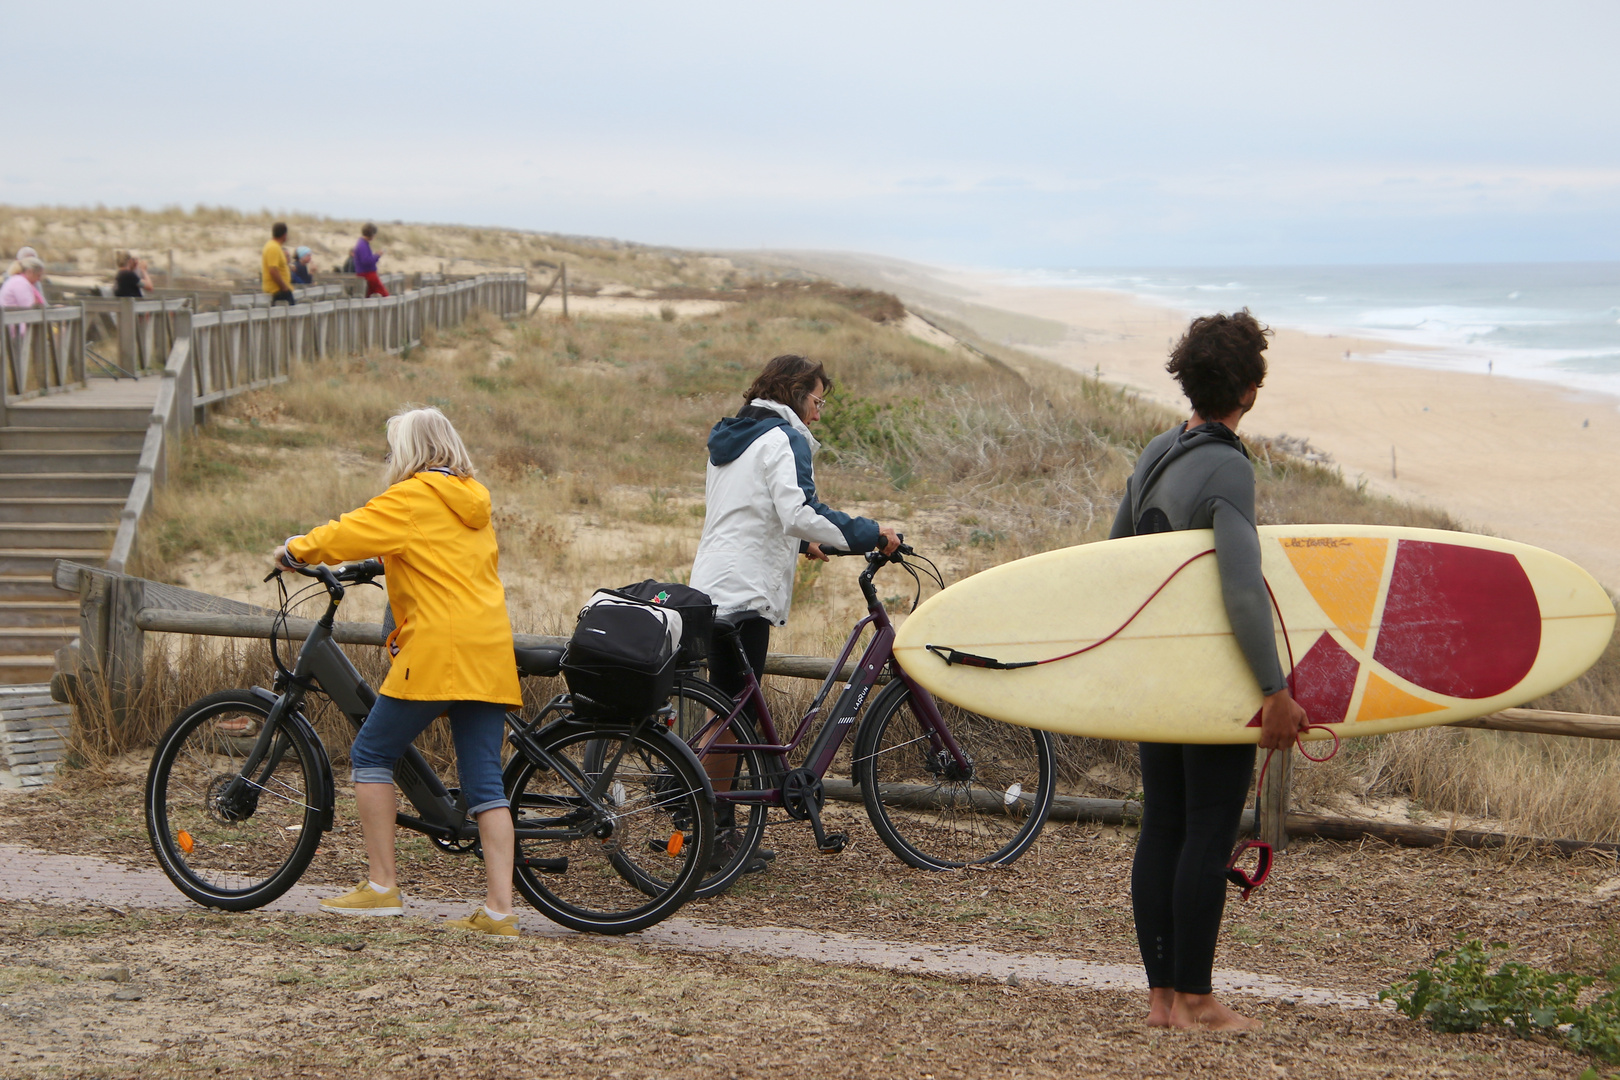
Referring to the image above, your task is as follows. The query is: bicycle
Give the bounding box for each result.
[654,541,1058,898]
[143,559,716,935]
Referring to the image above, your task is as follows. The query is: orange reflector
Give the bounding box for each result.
[665,831,684,856]
[177,830,194,854]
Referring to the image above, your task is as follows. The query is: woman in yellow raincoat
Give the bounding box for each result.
[273,406,522,937]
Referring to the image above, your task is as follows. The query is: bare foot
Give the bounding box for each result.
[1145,987,1176,1028]
[1169,992,1262,1031]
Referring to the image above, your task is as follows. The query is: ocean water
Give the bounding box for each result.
[1009,264,1620,400]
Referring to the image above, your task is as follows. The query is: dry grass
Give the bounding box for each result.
[87,261,1620,844]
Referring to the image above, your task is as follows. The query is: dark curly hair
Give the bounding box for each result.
[1165,309,1271,420]
[741,354,832,412]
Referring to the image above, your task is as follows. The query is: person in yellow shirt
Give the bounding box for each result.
[273,406,523,937]
[261,222,294,304]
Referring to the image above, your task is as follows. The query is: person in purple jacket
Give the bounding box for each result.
[353,223,388,297]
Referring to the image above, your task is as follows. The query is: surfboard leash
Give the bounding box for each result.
[924,548,1219,670]
[1229,581,1339,899]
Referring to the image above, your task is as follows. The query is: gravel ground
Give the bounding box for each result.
[4,763,1619,1077]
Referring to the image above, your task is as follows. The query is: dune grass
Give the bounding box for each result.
[108,265,1620,843]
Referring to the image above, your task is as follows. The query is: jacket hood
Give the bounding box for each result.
[1179,420,1249,457]
[414,470,492,528]
[707,398,819,466]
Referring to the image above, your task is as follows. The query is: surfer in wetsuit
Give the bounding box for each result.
[1109,309,1310,1031]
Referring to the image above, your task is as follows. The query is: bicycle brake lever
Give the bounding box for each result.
[263,568,281,583]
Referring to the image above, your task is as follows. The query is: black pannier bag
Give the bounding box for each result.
[611,580,716,667]
[562,590,684,718]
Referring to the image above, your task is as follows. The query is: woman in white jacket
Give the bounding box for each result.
[690,355,898,867]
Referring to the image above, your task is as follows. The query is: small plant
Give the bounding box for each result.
[1382,937,1620,1066]
[659,304,677,322]
[1380,938,1586,1035]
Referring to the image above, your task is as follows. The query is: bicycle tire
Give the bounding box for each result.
[853,680,1055,870]
[145,689,327,911]
[507,717,714,934]
[666,676,774,899]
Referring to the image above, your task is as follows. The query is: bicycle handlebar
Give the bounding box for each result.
[264,558,385,588]
[819,534,911,560]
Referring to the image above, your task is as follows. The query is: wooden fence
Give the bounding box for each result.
[0,305,88,403]
[49,559,1620,857]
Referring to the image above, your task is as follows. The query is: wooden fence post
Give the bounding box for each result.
[561,263,569,319]
[1258,746,1293,850]
[107,575,146,722]
[117,298,136,369]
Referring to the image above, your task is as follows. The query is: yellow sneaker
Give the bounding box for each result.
[445,908,519,939]
[319,881,404,916]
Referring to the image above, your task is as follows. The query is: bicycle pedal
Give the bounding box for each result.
[817,833,849,854]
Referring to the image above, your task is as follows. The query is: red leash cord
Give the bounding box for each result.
[1227,578,1340,899]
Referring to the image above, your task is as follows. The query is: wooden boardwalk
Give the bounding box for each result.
[8,376,161,411]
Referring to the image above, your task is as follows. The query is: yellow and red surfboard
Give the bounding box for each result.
[892,526,1615,743]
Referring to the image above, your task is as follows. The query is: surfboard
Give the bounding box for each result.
[892,525,1615,743]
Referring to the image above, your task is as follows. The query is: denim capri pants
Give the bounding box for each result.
[348,695,510,814]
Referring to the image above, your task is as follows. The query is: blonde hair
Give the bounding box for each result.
[384,406,475,486]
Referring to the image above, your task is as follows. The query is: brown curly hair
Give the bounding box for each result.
[741,354,832,412]
[1165,309,1271,420]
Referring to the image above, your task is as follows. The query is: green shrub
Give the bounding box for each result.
[1382,937,1620,1066]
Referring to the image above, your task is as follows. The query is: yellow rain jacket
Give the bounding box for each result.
[287,471,521,706]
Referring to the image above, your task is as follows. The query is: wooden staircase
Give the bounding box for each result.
[0,379,156,685]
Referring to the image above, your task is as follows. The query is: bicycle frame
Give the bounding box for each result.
[686,552,970,811]
[230,571,649,848]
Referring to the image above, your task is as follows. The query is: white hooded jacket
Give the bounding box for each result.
[690,398,882,625]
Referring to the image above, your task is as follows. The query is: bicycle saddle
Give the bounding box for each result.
[514,644,565,678]
[712,612,748,638]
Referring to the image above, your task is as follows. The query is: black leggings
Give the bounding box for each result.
[1131,742,1254,995]
[703,615,770,831]
[706,614,771,704]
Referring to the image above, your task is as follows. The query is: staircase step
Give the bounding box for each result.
[0,474,134,498]
[0,628,76,656]
[0,427,146,451]
[0,450,141,474]
[0,577,65,602]
[0,602,78,629]
[0,656,59,685]
[0,499,124,524]
[0,524,115,549]
[3,405,152,429]
[0,550,106,575]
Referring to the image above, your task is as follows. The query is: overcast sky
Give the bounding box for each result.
[6,1,1618,267]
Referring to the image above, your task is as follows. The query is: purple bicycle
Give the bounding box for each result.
[667,541,1056,898]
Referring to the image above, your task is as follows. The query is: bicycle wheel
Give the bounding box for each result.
[667,675,774,899]
[145,690,326,911]
[507,719,714,934]
[853,680,1055,870]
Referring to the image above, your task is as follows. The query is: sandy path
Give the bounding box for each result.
[0,843,1371,1009]
[936,273,1620,590]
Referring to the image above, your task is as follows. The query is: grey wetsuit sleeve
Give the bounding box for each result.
[1209,475,1288,696]
[1108,482,1134,540]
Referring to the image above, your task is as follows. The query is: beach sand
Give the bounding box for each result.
[779,253,1620,590]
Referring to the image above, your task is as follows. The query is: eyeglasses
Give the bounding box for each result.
[806,392,827,411]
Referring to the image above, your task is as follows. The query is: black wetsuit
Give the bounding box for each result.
[1109,421,1285,996]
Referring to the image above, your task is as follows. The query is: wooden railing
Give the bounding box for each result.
[80,297,190,374]
[0,305,88,410]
